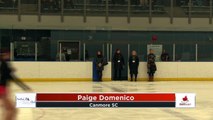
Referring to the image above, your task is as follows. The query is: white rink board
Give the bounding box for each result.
[11,62,213,80]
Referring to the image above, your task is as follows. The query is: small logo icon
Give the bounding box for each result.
[179,95,191,106]
[16,93,36,108]
[175,93,196,108]
[182,96,188,102]
[16,97,35,104]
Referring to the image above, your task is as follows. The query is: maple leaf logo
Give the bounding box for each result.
[182,96,188,101]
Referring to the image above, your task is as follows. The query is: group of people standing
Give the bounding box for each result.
[94,49,165,82]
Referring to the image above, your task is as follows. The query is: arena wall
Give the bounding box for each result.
[12,62,213,81]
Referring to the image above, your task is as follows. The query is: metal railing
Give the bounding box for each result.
[10,41,211,62]
[0,0,212,23]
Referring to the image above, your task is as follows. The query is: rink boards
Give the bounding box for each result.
[11,62,213,81]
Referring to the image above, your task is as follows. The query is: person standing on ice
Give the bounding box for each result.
[147,49,157,82]
[95,51,107,81]
[129,50,139,82]
[113,49,125,80]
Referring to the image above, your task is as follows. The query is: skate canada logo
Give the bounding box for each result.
[16,93,36,108]
[179,96,191,106]
[16,97,35,105]
[175,93,196,108]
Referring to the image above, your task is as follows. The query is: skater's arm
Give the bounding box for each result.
[11,75,32,91]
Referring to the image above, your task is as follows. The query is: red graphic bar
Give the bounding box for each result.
[37,93,175,102]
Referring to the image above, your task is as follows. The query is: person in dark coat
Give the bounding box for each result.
[129,50,139,82]
[0,50,17,120]
[0,50,32,120]
[113,49,125,80]
[161,49,170,61]
[95,51,107,81]
[147,49,157,82]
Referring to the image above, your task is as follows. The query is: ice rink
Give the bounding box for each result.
[2,81,213,120]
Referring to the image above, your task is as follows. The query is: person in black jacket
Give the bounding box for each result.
[129,50,139,82]
[161,49,170,61]
[113,49,125,80]
[0,50,31,120]
[147,49,157,82]
[0,50,17,120]
[95,51,107,81]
